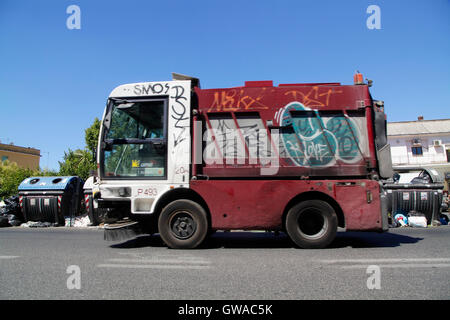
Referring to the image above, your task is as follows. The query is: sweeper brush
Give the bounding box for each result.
[104,220,145,241]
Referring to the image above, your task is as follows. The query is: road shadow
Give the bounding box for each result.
[109,230,423,249]
[329,231,423,249]
[109,234,165,249]
[204,231,293,249]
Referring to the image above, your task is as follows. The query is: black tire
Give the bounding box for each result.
[88,198,107,226]
[87,196,98,226]
[139,215,158,235]
[285,200,338,249]
[158,200,208,249]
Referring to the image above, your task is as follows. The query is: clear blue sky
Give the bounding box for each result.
[0,0,449,170]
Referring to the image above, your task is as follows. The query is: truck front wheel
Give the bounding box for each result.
[285,200,338,249]
[158,200,208,249]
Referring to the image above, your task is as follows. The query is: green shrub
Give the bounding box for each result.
[0,161,36,199]
[0,161,59,199]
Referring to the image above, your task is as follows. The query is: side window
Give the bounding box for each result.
[103,100,167,178]
[412,146,423,156]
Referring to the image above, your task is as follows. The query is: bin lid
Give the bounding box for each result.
[18,176,81,191]
[83,176,95,190]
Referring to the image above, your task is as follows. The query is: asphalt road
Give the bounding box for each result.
[0,226,449,300]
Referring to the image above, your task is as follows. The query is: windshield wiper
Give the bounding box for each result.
[110,98,131,105]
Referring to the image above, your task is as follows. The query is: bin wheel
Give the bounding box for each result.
[158,200,208,249]
[285,200,338,249]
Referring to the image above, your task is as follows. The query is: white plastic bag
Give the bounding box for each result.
[408,216,427,228]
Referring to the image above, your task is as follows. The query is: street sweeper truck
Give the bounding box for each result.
[94,72,393,248]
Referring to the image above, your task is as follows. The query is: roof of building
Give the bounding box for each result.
[0,143,40,156]
[387,118,450,136]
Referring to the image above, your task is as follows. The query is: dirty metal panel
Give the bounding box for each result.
[334,181,382,231]
[195,84,372,114]
[191,179,383,231]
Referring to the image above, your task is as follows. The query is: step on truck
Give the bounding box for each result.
[94,72,393,248]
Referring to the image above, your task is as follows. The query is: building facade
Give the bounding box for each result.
[387,117,450,190]
[0,143,41,170]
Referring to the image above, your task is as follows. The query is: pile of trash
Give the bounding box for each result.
[0,196,23,227]
[64,214,93,228]
[389,210,449,228]
[1,195,101,228]
[20,221,57,228]
[13,215,101,228]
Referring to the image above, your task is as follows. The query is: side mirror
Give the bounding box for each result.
[102,141,113,151]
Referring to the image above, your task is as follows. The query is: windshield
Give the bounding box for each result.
[102,99,167,178]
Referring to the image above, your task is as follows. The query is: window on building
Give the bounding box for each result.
[446,149,450,163]
[1,156,8,162]
[412,146,423,156]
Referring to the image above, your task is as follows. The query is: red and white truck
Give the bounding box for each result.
[94,73,393,248]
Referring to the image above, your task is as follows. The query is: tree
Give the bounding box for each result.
[85,117,101,153]
[58,149,95,181]
[58,117,100,180]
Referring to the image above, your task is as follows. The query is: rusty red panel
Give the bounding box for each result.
[335,180,382,231]
[279,83,341,87]
[245,80,273,87]
[195,86,279,113]
[195,84,372,113]
[201,166,368,178]
[190,179,383,231]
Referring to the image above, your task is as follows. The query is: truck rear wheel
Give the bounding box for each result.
[158,200,208,249]
[285,200,338,249]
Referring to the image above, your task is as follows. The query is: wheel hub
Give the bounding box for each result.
[298,208,328,240]
[170,212,197,239]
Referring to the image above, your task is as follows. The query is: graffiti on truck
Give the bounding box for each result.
[284,87,343,108]
[277,102,362,167]
[203,116,276,166]
[202,101,365,169]
[207,88,271,112]
[170,85,189,149]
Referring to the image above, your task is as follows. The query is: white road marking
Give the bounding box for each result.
[107,258,211,265]
[340,263,450,269]
[319,258,450,264]
[97,263,210,270]
[0,256,20,259]
[318,258,450,269]
[98,254,212,270]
